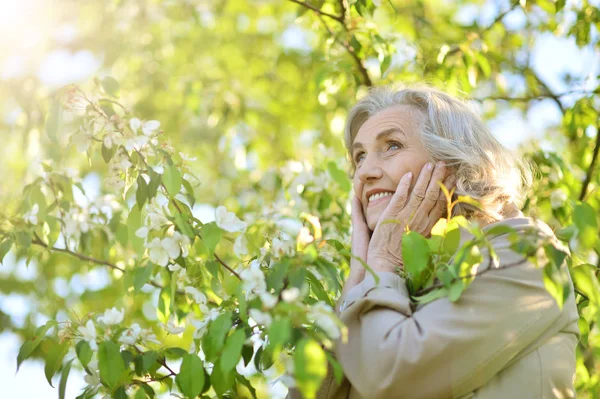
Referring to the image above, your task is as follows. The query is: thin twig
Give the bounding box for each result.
[289,0,372,86]
[414,258,529,296]
[579,119,600,201]
[288,0,344,22]
[31,235,173,291]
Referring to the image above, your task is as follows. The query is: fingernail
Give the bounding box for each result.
[437,161,445,168]
[406,172,413,180]
[427,163,433,170]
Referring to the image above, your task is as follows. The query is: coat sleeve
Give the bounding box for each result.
[334,236,574,399]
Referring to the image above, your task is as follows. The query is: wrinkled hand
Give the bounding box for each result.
[367,162,455,273]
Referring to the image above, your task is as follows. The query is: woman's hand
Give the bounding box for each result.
[367,162,455,273]
[339,193,372,301]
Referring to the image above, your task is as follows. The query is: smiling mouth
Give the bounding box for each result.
[367,195,392,208]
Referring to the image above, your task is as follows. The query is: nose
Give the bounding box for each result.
[357,154,383,184]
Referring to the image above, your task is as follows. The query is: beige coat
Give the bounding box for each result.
[289,217,580,399]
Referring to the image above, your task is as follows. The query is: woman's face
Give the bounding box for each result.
[352,105,431,231]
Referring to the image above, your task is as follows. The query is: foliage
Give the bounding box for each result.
[1,0,599,398]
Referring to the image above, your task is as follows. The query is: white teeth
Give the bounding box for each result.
[368,192,394,202]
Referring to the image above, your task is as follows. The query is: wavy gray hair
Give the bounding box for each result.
[344,84,532,222]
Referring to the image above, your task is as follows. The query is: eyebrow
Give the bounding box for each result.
[352,128,404,152]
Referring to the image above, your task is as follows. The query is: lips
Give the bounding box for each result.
[367,194,392,208]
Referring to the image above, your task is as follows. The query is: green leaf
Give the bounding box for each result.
[555,0,566,12]
[136,175,149,209]
[141,350,159,373]
[412,287,449,305]
[448,280,464,302]
[220,329,246,373]
[102,142,117,163]
[203,312,233,362]
[573,202,598,249]
[17,321,56,371]
[327,161,351,192]
[98,341,126,388]
[402,231,431,276]
[293,338,327,399]
[127,206,145,256]
[45,341,69,387]
[268,318,291,352]
[76,340,93,368]
[174,213,195,239]
[113,387,127,399]
[163,165,182,197]
[380,54,392,77]
[0,238,13,263]
[241,345,253,367]
[46,99,61,142]
[58,358,74,399]
[134,263,154,291]
[101,76,120,97]
[475,53,491,78]
[147,169,162,200]
[200,222,221,256]
[542,262,566,309]
[175,354,205,399]
[212,358,235,395]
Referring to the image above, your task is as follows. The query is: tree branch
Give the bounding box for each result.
[289,0,372,86]
[31,235,172,291]
[579,119,600,201]
[289,0,344,22]
[414,257,528,297]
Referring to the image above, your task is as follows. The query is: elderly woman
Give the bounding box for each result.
[290,86,580,399]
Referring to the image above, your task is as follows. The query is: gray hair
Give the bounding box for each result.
[344,84,532,222]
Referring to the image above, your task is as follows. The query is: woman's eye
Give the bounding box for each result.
[388,142,401,151]
[355,152,365,163]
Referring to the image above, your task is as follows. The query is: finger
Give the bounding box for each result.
[351,195,370,264]
[379,171,413,220]
[406,162,435,209]
[420,161,447,210]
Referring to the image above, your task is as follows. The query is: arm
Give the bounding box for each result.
[335,239,571,399]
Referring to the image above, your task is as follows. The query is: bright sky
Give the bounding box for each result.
[0,0,598,397]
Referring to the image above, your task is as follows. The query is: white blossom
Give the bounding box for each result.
[215,206,247,233]
[142,120,160,136]
[309,302,340,340]
[172,231,191,257]
[97,307,124,325]
[153,165,164,174]
[272,234,295,258]
[146,201,169,229]
[550,189,568,209]
[146,237,180,266]
[233,233,249,257]
[119,323,142,345]
[281,287,300,303]
[135,226,149,239]
[163,315,185,335]
[124,134,150,151]
[83,360,101,388]
[71,126,94,153]
[249,308,272,327]
[129,118,142,132]
[240,260,267,299]
[78,320,98,350]
[103,128,121,149]
[64,208,90,238]
[179,152,197,161]
[297,226,314,246]
[260,292,278,309]
[23,204,39,225]
[104,175,125,191]
[185,286,207,306]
